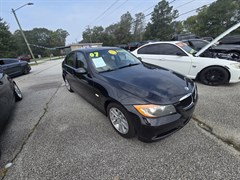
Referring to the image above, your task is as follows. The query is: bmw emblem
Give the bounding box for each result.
[184,87,189,91]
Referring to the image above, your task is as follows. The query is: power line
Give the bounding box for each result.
[112,0,129,12]
[145,1,213,22]
[97,0,129,23]
[142,0,177,14]
[90,0,121,25]
[178,2,213,17]
[141,0,178,19]
[169,0,177,4]
[29,44,57,50]
[175,0,197,9]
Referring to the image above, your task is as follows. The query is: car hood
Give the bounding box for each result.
[100,64,194,104]
[196,22,240,57]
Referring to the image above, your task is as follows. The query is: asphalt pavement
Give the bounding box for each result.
[0,59,240,179]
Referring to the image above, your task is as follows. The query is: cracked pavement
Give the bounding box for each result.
[0,59,240,179]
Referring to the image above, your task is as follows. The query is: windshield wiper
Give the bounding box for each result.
[99,68,116,73]
[117,63,140,69]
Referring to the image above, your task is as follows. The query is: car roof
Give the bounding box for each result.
[183,39,210,43]
[139,41,183,47]
[75,47,121,53]
[0,58,19,61]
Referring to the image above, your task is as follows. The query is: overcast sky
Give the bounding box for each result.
[0,0,215,45]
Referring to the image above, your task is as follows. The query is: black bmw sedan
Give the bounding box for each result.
[62,47,198,141]
[0,67,23,132]
[0,58,31,78]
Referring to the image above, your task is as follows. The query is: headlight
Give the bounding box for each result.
[230,63,240,69]
[133,104,176,118]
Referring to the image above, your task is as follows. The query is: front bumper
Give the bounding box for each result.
[124,89,198,142]
[138,111,194,142]
[27,64,31,72]
[228,67,240,83]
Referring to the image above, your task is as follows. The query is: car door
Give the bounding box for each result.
[74,51,94,103]
[1,59,21,76]
[63,52,76,89]
[137,43,192,76]
[71,51,97,105]
[0,71,14,127]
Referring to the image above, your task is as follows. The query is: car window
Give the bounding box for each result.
[138,44,158,54]
[65,53,75,67]
[183,41,191,46]
[3,60,17,64]
[191,40,208,50]
[88,49,141,72]
[176,42,197,55]
[138,44,187,56]
[76,52,87,68]
[158,44,187,56]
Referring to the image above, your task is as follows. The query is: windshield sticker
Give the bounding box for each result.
[89,52,99,58]
[190,49,195,54]
[92,57,106,68]
[116,49,125,52]
[176,43,185,47]
[108,50,117,55]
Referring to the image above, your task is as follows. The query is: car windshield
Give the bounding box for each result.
[175,42,197,55]
[88,49,141,72]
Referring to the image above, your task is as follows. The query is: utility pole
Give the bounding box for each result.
[12,3,37,64]
[87,25,92,43]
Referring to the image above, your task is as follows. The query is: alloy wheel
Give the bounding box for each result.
[14,83,23,101]
[65,78,71,91]
[109,107,129,134]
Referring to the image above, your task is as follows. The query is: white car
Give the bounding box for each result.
[132,23,240,86]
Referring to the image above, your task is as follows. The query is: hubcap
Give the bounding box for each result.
[205,69,223,83]
[109,107,129,134]
[14,84,22,98]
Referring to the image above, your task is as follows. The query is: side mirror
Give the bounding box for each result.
[75,67,87,74]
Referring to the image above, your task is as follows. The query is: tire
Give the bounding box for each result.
[107,103,135,138]
[199,66,229,86]
[13,82,23,101]
[23,67,29,74]
[64,77,73,92]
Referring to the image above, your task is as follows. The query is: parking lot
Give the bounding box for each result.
[0,59,240,179]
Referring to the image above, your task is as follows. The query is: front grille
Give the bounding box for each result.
[180,94,193,109]
[177,85,197,111]
[192,85,197,101]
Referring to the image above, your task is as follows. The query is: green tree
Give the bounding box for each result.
[144,0,178,40]
[82,26,93,43]
[115,12,133,43]
[81,12,134,45]
[184,0,240,37]
[105,23,119,45]
[174,21,184,34]
[12,30,27,56]
[13,28,69,57]
[0,18,16,57]
[132,13,145,41]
